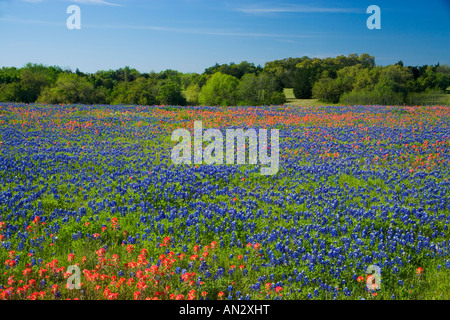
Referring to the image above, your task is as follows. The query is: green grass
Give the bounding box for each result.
[284,89,450,107]
[283,88,341,107]
[440,94,450,105]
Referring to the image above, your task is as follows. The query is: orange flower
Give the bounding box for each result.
[190,254,198,261]
[416,267,423,276]
[22,268,32,277]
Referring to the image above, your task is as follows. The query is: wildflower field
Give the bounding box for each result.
[0,102,449,300]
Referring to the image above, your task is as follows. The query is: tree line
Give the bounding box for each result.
[0,54,449,106]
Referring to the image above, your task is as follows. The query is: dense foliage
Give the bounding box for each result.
[1,54,449,106]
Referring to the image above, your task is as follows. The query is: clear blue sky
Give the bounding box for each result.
[0,0,448,74]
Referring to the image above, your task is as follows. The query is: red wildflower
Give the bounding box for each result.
[127,244,134,253]
[190,255,198,261]
[22,268,32,277]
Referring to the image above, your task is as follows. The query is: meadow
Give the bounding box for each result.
[0,102,449,300]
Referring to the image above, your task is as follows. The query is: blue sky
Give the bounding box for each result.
[0,0,448,74]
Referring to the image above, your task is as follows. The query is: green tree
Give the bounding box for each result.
[237,73,285,105]
[185,83,201,105]
[269,91,286,105]
[156,80,186,105]
[237,73,259,105]
[111,77,158,105]
[293,64,314,99]
[263,57,308,88]
[358,53,376,68]
[417,65,450,92]
[198,72,239,106]
[312,77,344,103]
[0,82,22,102]
[256,73,284,104]
[352,66,381,92]
[37,73,101,104]
[376,64,412,98]
[18,69,51,102]
[204,61,262,80]
[0,67,21,85]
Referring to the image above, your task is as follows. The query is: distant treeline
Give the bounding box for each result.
[0,53,449,106]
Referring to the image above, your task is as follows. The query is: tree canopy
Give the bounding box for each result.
[0,54,448,106]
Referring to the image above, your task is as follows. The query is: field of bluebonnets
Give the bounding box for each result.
[0,102,449,300]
